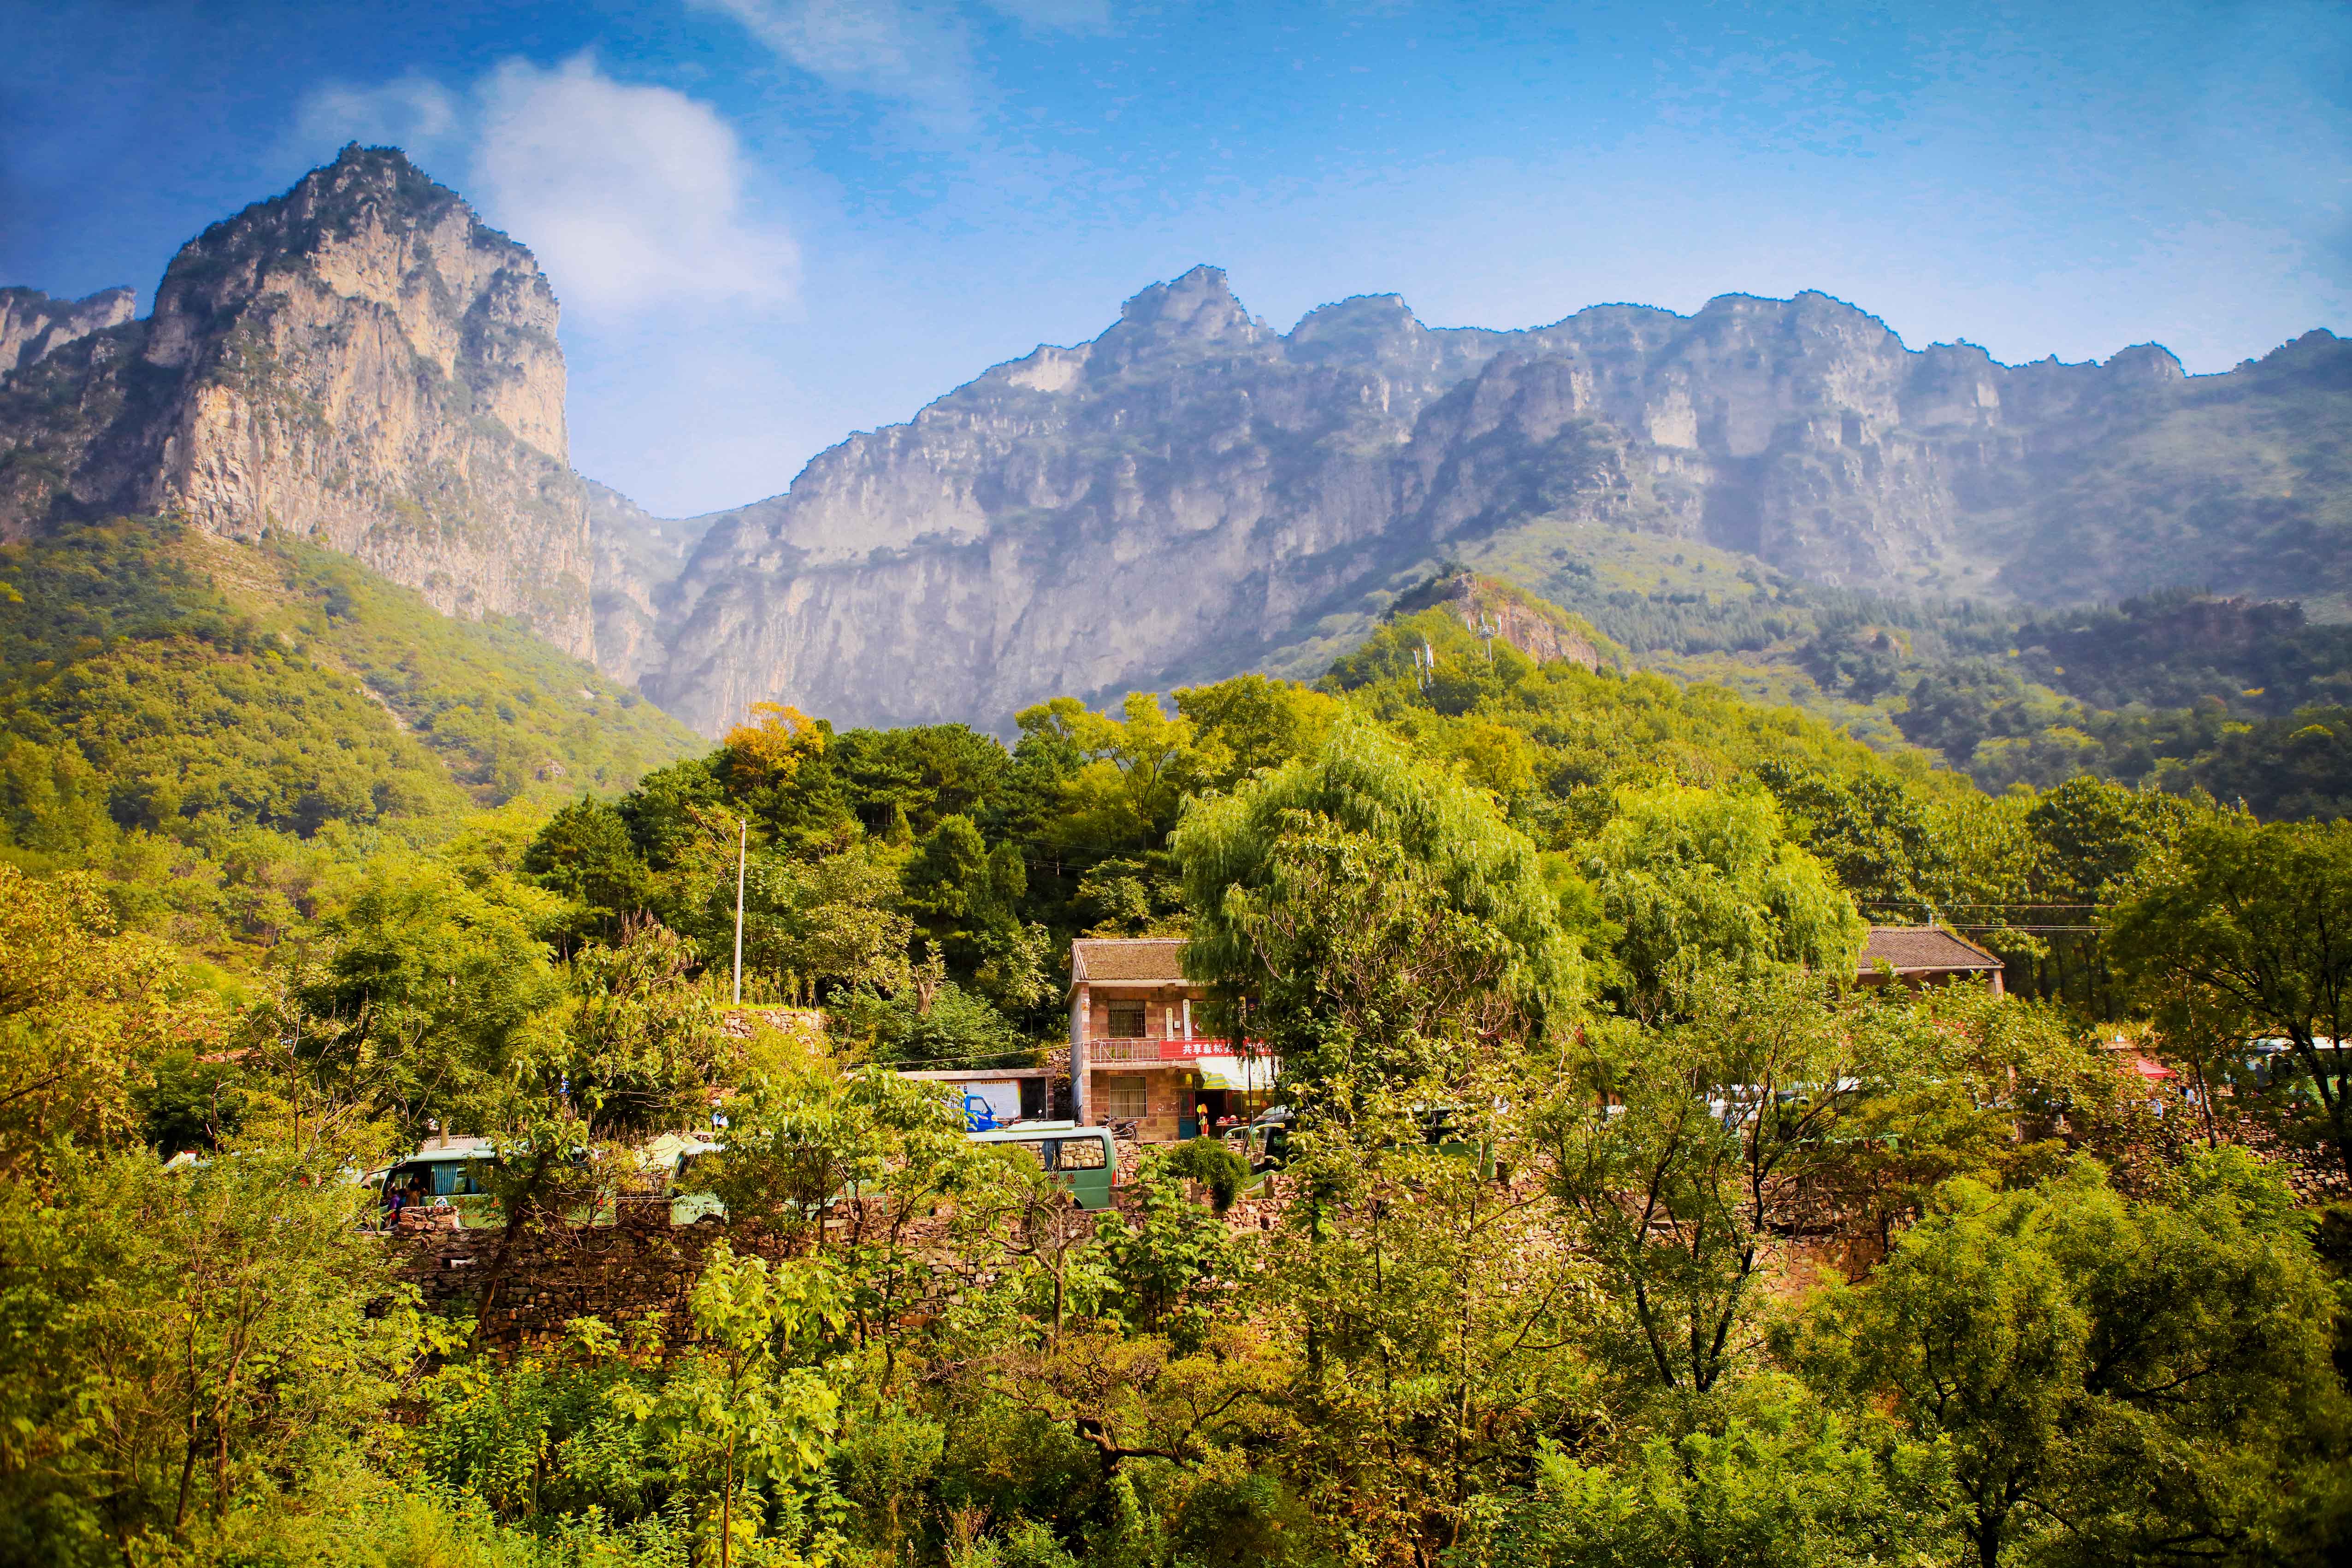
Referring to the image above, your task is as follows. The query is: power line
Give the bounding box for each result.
[845,1049,1062,1071]
[1859,902,2107,910]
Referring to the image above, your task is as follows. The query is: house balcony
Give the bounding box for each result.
[1084,1037,1258,1066]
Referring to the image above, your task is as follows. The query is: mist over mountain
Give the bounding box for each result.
[2,149,2346,738]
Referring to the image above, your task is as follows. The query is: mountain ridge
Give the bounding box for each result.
[4,153,2345,742]
[636,262,2347,734]
[0,146,599,658]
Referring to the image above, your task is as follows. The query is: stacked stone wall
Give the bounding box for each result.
[390,1205,780,1349]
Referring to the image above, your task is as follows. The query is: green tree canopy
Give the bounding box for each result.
[2110,811,2352,1178]
[294,855,567,1138]
[0,865,211,1178]
[1802,1153,2349,1568]
[1585,783,1865,1009]
[1174,719,1580,1095]
[521,794,655,939]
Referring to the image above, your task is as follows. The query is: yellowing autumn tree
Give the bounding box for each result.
[721,702,826,793]
[0,865,214,1177]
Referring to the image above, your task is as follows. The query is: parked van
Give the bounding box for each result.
[371,1136,499,1227]
[1223,1107,1291,1172]
[641,1131,727,1225]
[967,1121,1118,1209]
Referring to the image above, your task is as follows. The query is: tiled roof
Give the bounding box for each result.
[1071,937,1191,983]
[1861,925,2003,974]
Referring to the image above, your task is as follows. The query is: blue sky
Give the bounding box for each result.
[5,0,2348,517]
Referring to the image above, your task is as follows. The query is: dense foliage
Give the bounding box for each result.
[4,520,2352,1567]
[1435,537,2352,813]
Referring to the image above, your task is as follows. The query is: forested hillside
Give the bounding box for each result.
[1407,539,2352,813]
[0,515,700,961]
[5,515,2351,1568]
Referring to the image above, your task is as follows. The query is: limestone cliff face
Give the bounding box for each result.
[647,269,2315,735]
[649,268,1442,733]
[0,287,136,377]
[588,480,715,689]
[12,165,2336,736]
[0,147,594,656]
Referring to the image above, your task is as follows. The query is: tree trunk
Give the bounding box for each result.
[173,1424,200,1537]
[173,1326,202,1536]
[2191,1054,2220,1147]
[476,1153,554,1338]
[2291,1032,2352,1182]
[1974,1507,2007,1568]
[720,1430,736,1568]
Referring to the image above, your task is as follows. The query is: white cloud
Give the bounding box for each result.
[692,0,976,119]
[470,56,798,316]
[288,58,798,318]
[288,74,465,172]
[689,0,1109,122]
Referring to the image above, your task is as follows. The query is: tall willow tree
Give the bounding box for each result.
[1584,782,1866,1015]
[1171,720,1580,1098]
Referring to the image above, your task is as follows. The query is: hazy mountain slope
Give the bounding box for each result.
[1974,329,2352,614]
[0,286,136,377]
[587,479,717,690]
[0,147,597,657]
[644,267,2351,734]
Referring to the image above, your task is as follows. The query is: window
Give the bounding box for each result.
[1052,1135,1108,1170]
[428,1163,484,1197]
[1106,1002,1145,1038]
[1104,1074,1148,1118]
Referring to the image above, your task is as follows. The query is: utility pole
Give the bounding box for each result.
[733,818,746,1007]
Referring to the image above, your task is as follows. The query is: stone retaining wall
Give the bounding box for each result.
[389,1204,775,1348]
[393,1172,1297,1350]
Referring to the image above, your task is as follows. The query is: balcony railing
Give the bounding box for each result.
[1084,1036,1258,1065]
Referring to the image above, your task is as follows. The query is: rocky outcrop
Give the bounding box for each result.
[0,287,136,377]
[643,270,2341,734]
[0,147,595,656]
[1426,573,1601,670]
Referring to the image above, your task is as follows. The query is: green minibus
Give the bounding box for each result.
[966,1122,1118,1209]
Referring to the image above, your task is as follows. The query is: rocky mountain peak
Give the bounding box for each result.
[142,145,565,461]
[0,149,591,655]
[2103,343,2187,386]
[1287,293,1430,365]
[1093,264,1266,369]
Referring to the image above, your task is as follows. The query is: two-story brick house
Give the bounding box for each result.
[1067,937,1276,1142]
